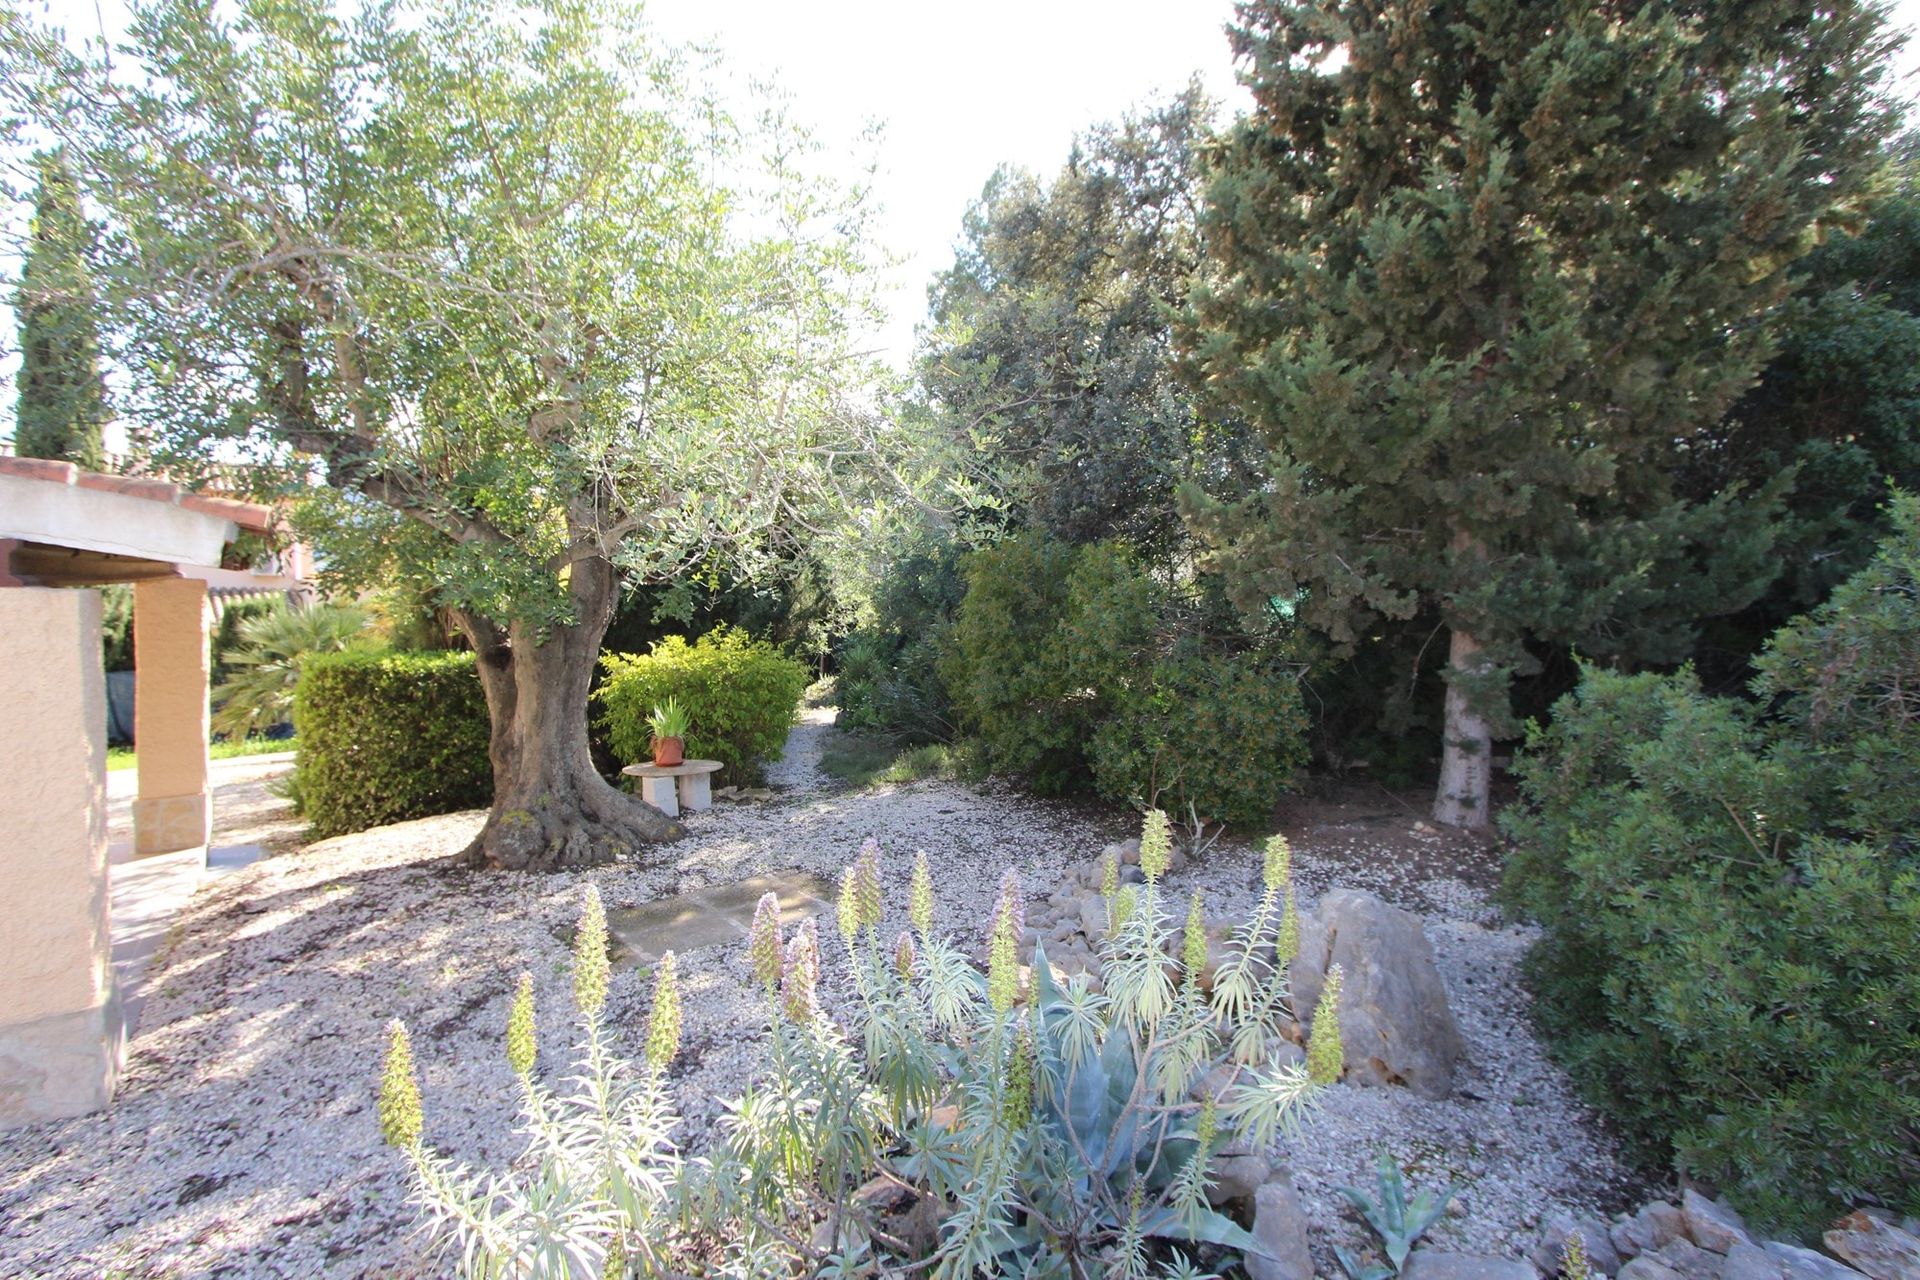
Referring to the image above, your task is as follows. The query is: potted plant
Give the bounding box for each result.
[648,697,691,767]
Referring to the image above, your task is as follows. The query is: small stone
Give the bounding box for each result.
[1401,1251,1542,1280]
[1826,1213,1920,1280]
[1721,1243,1787,1280]
[852,1174,913,1212]
[1763,1244,1869,1280]
[1535,1212,1624,1277]
[1246,1179,1314,1280]
[1682,1190,1752,1254]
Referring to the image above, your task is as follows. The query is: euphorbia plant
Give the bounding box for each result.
[380,815,1340,1277]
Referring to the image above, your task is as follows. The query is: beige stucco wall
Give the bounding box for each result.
[0,587,124,1126]
[133,577,211,855]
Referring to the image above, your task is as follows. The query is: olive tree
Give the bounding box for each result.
[1,0,906,869]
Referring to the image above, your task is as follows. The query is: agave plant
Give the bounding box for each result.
[729,816,1340,1279]
[1333,1152,1455,1280]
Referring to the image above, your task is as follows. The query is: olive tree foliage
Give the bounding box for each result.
[921,86,1253,568]
[0,0,927,870]
[1181,0,1903,829]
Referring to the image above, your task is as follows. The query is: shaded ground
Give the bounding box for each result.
[0,712,1642,1277]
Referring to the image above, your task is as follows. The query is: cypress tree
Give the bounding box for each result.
[13,149,109,470]
[1181,0,1899,827]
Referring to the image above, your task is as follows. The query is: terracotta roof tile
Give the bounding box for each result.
[0,456,276,534]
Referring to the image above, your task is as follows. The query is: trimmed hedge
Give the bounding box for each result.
[292,650,492,838]
[599,627,809,783]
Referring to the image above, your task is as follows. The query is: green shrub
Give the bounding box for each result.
[292,650,491,838]
[835,538,968,743]
[212,602,370,741]
[1090,651,1310,828]
[598,626,808,783]
[383,819,1335,1276]
[1500,497,1920,1232]
[943,534,1157,794]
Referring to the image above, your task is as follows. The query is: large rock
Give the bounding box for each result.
[1763,1243,1870,1280]
[1620,1260,1686,1280]
[1722,1243,1788,1280]
[1246,1178,1314,1280]
[1535,1212,1625,1277]
[1614,1204,1689,1261]
[1682,1190,1752,1254]
[1402,1251,1541,1280]
[1650,1239,1726,1280]
[1825,1213,1920,1280]
[1289,888,1464,1099]
[1206,1147,1271,1210]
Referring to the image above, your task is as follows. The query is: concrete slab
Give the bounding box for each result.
[606,869,836,967]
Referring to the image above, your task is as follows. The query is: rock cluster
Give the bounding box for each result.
[1533,1190,1920,1280]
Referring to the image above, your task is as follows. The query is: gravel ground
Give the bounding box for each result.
[0,710,1641,1277]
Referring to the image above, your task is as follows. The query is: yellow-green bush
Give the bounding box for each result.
[292,650,491,837]
[598,627,809,783]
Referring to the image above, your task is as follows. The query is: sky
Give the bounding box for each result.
[4,0,1920,414]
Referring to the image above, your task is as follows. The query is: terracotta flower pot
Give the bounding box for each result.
[652,736,685,767]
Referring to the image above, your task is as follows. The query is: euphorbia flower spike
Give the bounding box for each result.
[993,867,1024,940]
[782,919,821,1024]
[748,891,783,990]
[1140,809,1172,882]
[1262,833,1292,897]
[574,885,611,1018]
[837,863,862,944]
[505,972,536,1079]
[910,850,935,938]
[856,838,883,930]
[645,951,682,1071]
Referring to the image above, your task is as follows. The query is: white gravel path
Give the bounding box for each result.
[0,712,1640,1278]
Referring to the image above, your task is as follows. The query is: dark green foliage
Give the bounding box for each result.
[942,532,1310,814]
[832,539,967,744]
[100,584,134,672]
[1182,0,1899,821]
[1089,649,1309,828]
[942,535,1156,795]
[292,651,492,838]
[1687,161,1920,683]
[598,627,809,784]
[1501,499,1920,1232]
[211,597,284,685]
[12,150,109,470]
[922,86,1251,564]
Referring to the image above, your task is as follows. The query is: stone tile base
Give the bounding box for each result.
[132,791,211,856]
[0,985,125,1129]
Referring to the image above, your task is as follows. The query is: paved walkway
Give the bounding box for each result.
[106,755,284,1033]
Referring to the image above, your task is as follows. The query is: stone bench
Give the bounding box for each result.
[621,759,723,819]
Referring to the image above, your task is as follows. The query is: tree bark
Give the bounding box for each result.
[452,557,685,871]
[1432,627,1494,830]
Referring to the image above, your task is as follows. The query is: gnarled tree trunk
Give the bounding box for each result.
[1432,627,1494,830]
[453,556,683,871]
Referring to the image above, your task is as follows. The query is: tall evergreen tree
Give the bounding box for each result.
[13,149,108,469]
[1181,0,1899,827]
[923,87,1254,566]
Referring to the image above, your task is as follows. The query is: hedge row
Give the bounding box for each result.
[292,650,491,838]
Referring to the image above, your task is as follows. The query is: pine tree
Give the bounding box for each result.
[13,149,109,470]
[1181,0,1900,827]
